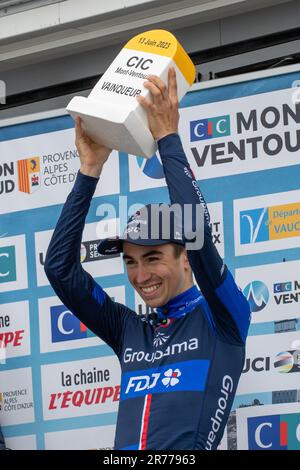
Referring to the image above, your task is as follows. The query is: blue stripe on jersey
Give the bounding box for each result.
[92,282,106,305]
[215,270,251,343]
[119,444,139,450]
[120,359,210,401]
[201,300,217,334]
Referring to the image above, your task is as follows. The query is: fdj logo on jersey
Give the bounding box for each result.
[0,246,16,283]
[121,360,209,400]
[50,305,94,342]
[190,115,230,141]
[248,413,300,450]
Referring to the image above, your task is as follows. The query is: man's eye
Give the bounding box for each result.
[148,257,159,262]
[125,259,135,266]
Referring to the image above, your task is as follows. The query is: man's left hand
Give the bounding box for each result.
[137,67,179,141]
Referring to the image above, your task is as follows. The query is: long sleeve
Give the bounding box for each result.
[158,134,250,343]
[44,171,135,356]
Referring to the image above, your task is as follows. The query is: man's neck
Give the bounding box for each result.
[155,285,203,320]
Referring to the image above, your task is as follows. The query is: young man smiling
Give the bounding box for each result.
[123,242,193,308]
[45,67,251,450]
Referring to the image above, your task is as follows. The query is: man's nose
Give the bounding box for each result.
[136,264,151,284]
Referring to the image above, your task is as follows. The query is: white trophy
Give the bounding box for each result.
[67,29,195,158]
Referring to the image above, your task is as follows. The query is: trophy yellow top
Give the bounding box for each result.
[124,29,196,85]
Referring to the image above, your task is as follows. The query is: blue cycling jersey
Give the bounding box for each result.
[45,134,251,450]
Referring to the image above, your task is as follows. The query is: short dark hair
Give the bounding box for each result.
[172,243,185,258]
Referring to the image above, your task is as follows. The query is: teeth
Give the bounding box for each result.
[141,284,161,293]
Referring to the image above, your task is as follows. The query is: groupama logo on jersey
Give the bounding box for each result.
[153,332,170,347]
[136,154,165,179]
[243,281,269,313]
[248,413,300,450]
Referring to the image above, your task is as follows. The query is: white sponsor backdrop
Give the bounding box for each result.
[0,129,120,215]
[0,64,300,450]
[236,260,300,324]
[41,356,121,420]
[38,286,125,353]
[0,301,30,359]
[0,367,34,425]
[44,424,116,450]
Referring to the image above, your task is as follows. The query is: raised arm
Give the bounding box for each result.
[138,69,250,344]
[44,118,134,356]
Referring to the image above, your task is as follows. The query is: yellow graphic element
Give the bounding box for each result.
[269,202,300,240]
[27,157,40,173]
[18,157,40,194]
[124,30,195,85]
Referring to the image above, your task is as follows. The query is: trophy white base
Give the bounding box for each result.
[67,96,157,158]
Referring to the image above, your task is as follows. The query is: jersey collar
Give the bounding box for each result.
[155,285,203,320]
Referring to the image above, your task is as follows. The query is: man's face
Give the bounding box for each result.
[123,242,192,308]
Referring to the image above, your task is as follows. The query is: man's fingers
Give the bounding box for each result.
[168,67,178,103]
[75,116,91,146]
[143,80,165,103]
[137,95,157,114]
[75,117,84,139]
[147,75,168,99]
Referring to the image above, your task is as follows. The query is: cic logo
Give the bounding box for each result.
[248,413,300,450]
[50,305,94,342]
[190,115,230,141]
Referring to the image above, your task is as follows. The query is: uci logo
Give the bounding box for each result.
[190,115,230,141]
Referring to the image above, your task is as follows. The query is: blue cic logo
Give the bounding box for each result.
[50,305,94,342]
[248,413,300,450]
[190,115,230,141]
[0,245,16,283]
[243,281,269,313]
[240,207,270,244]
[136,154,165,179]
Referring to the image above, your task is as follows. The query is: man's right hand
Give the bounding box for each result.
[75,117,112,178]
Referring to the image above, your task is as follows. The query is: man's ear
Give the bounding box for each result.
[183,249,190,269]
